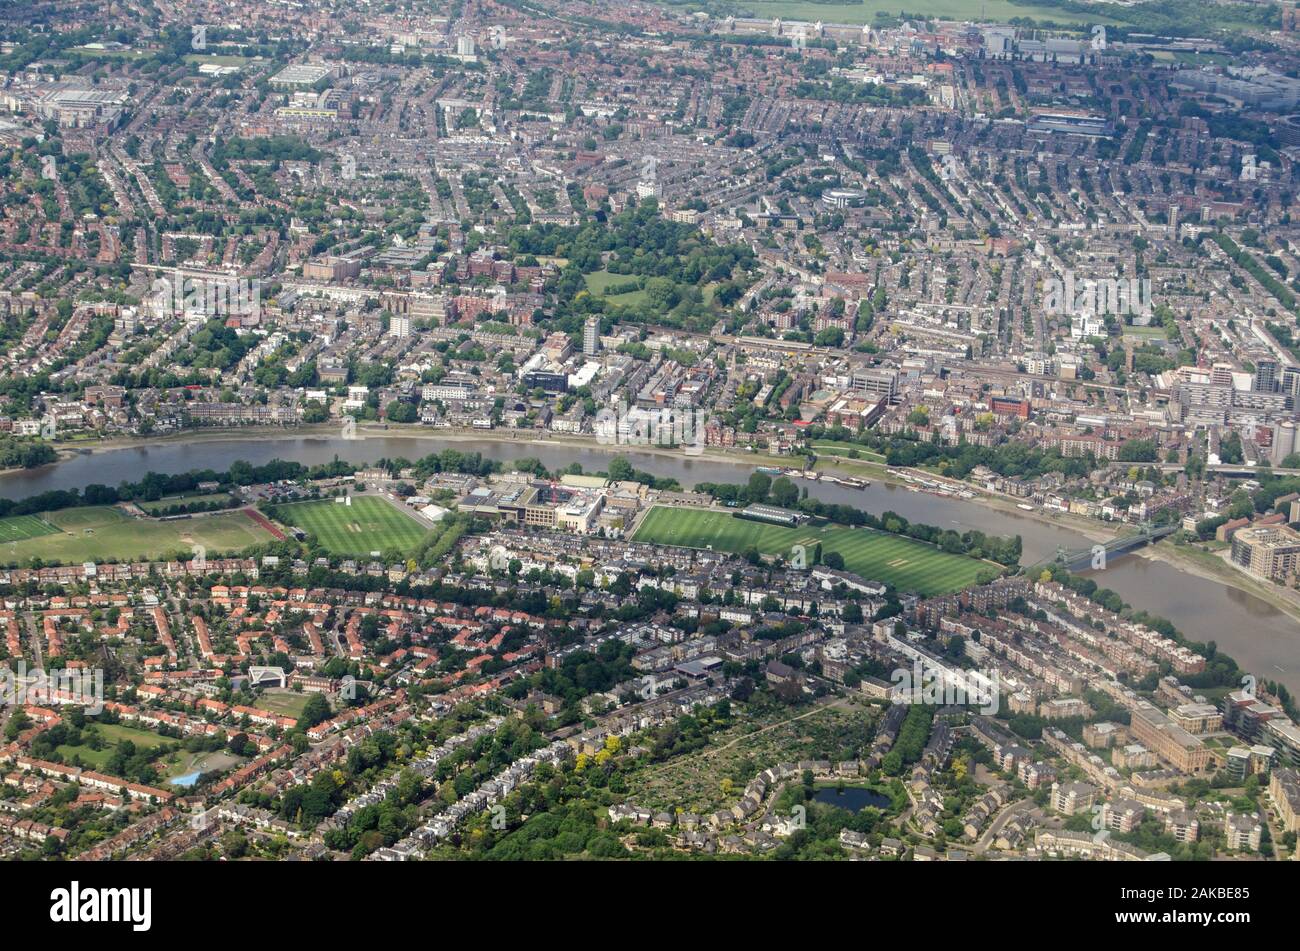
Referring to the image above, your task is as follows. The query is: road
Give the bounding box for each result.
[975,798,1038,854]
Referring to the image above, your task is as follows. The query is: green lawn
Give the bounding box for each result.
[1169,51,1232,66]
[584,270,650,306]
[98,723,172,748]
[53,742,114,769]
[56,722,175,771]
[0,514,59,544]
[1120,324,1169,340]
[633,506,990,595]
[812,441,886,463]
[584,269,638,293]
[814,457,886,483]
[183,53,252,66]
[0,506,275,566]
[255,689,311,718]
[70,45,145,59]
[607,288,651,306]
[272,496,428,556]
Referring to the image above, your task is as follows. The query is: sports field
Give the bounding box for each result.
[256,689,312,718]
[272,496,428,555]
[633,506,990,595]
[0,514,60,544]
[0,506,276,565]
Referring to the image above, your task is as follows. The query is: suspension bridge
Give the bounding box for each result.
[1026,522,1179,574]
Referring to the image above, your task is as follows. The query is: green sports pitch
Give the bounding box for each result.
[0,514,59,544]
[633,506,992,596]
[273,496,428,556]
[0,506,276,564]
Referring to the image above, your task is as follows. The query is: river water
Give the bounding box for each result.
[3,434,1296,692]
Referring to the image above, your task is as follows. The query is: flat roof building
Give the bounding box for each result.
[271,64,332,90]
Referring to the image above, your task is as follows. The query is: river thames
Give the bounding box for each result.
[3,434,1294,693]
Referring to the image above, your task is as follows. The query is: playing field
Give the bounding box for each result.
[0,505,277,566]
[254,685,313,717]
[273,496,428,555]
[633,506,991,595]
[255,689,312,718]
[0,514,60,544]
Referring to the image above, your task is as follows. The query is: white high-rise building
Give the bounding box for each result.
[583,315,601,356]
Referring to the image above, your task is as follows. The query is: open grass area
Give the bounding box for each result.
[1168,51,1232,66]
[633,505,990,595]
[70,45,145,59]
[98,723,172,749]
[255,689,312,718]
[583,269,638,293]
[1121,324,1170,340]
[55,722,175,770]
[183,53,252,66]
[0,506,275,566]
[272,496,427,556]
[811,440,886,463]
[813,457,888,483]
[607,288,651,306]
[0,513,60,544]
[584,269,651,307]
[52,743,112,769]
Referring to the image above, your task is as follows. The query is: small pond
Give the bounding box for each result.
[812,786,891,812]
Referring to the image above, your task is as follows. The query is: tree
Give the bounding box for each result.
[1221,431,1244,464]
[385,401,418,423]
[5,709,30,742]
[770,476,798,508]
[301,692,332,729]
[814,327,845,347]
[221,831,249,858]
[644,276,677,309]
